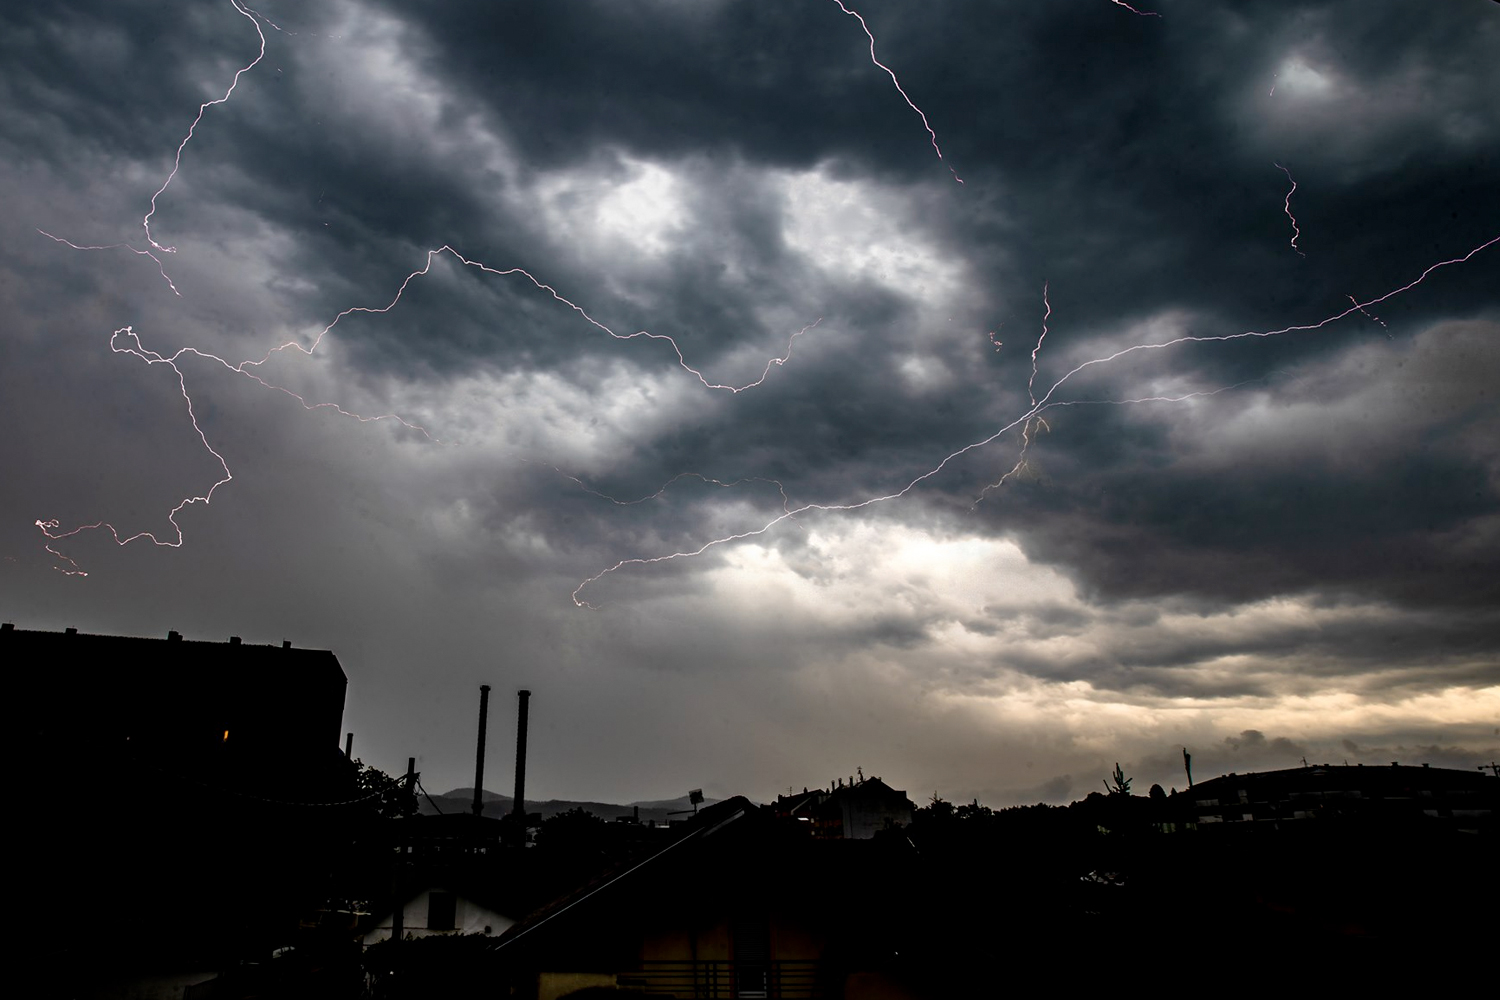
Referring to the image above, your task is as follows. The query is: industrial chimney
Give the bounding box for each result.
[472,685,491,817]
[512,689,531,822]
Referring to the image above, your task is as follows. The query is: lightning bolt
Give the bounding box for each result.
[39,1,268,295]
[1347,294,1390,335]
[142,1,267,260]
[975,281,1052,505]
[572,235,1499,607]
[33,3,820,574]
[829,0,963,184]
[34,254,820,572]
[35,326,235,572]
[1108,0,1161,16]
[27,0,1494,604]
[1275,162,1305,257]
[289,249,821,395]
[1045,375,1289,412]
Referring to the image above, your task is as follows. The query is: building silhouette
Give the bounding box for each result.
[7,622,348,797]
[489,797,924,999]
[6,623,362,984]
[1178,762,1495,834]
[773,775,915,839]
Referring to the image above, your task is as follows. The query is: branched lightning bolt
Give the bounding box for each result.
[35,326,236,573]
[40,1,269,296]
[143,1,267,259]
[256,247,822,396]
[572,235,1499,606]
[1275,162,1305,257]
[829,0,963,184]
[35,230,184,296]
[35,251,819,571]
[34,3,820,574]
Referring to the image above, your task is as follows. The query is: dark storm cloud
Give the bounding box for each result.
[2,0,1496,799]
[1004,319,1500,618]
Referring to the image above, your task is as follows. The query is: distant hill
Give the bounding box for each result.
[441,787,508,803]
[424,789,719,825]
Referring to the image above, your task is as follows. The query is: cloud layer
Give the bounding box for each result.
[2,0,1496,803]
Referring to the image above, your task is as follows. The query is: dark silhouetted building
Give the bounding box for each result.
[488,797,926,999]
[7,623,348,797]
[774,775,915,839]
[5,623,362,983]
[1180,762,1496,834]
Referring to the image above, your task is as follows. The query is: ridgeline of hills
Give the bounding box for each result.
[421,788,717,826]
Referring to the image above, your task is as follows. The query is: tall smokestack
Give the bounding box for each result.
[513,689,531,821]
[472,685,491,817]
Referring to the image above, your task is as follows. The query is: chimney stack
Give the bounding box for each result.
[473,685,492,817]
[513,689,531,822]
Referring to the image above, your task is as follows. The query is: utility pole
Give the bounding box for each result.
[391,755,414,981]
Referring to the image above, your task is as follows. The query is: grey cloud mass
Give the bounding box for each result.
[2,0,1496,804]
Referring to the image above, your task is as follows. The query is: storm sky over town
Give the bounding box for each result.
[2,0,1497,803]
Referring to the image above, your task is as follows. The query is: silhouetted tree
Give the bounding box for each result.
[1104,762,1132,796]
[537,806,606,850]
[925,792,956,820]
[955,798,994,822]
[352,758,418,820]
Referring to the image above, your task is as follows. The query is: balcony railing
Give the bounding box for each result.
[615,959,823,998]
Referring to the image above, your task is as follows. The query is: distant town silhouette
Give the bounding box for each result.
[10,624,1495,997]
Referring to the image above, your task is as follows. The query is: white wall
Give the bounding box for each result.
[362,888,516,945]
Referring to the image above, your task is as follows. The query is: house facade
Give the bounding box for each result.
[363,886,517,945]
[491,798,926,999]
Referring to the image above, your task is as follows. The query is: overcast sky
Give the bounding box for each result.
[3,0,1497,805]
